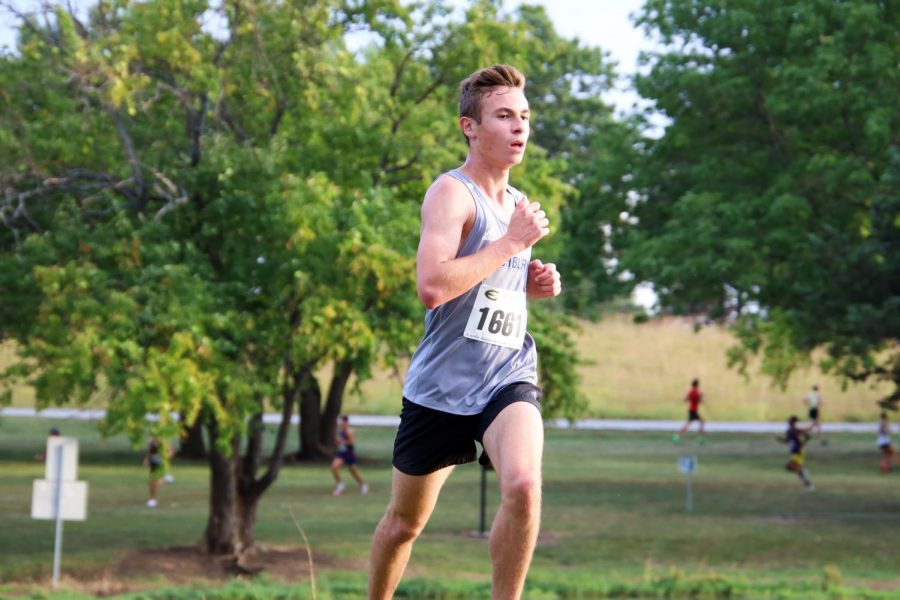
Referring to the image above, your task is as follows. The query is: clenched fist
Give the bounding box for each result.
[526,260,561,299]
[506,199,550,251]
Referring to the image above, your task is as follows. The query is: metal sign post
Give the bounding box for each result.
[52,443,64,585]
[678,455,697,513]
[32,437,88,588]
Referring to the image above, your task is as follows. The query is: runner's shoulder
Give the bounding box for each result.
[423,174,474,219]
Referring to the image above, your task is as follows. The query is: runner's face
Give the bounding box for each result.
[463,86,530,167]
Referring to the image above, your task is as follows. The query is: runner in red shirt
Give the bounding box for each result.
[673,378,706,444]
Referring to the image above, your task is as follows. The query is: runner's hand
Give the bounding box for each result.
[527,260,561,299]
[506,199,549,251]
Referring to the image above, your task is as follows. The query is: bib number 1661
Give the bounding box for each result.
[463,284,527,349]
[475,307,524,338]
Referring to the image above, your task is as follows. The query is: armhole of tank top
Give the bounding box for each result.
[446,171,484,254]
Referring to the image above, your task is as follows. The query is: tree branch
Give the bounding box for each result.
[389,47,416,99]
[190,94,209,167]
[375,72,444,184]
[109,108,146,208]
[255,367,299,493]
[215,94,248,143]
[382,151,420,174]
[242,401,264,492]
[1,169,125,235]
[146,165,190,220]
[64,0,89,39]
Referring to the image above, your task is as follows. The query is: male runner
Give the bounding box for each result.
[331,415,369,495]
[143,436,175,507]
[368,64,561,600]
[804,384,825,442]
[778,415,815,491]
[673,378,705,443]
[877,412,896,474]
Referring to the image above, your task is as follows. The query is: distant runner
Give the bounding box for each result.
[673,378,706,444]
[778,416,814,491]
[331,415,369,496]
[143,436,175,507]
[804,384,825,444]
[877,412,896,474]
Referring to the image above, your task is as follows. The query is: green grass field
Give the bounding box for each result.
[2,417,899,599]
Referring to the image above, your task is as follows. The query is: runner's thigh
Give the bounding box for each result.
[386,465,455,524]
[481,402,543,483]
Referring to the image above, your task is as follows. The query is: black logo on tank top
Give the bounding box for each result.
[504,256,528,271]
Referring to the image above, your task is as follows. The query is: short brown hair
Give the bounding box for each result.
[458,64,525,143]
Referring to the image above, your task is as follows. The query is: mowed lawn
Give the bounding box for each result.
[2,417,899,598]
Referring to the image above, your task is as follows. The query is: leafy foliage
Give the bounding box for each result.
[0,0,612,550]
[598,0,900,406]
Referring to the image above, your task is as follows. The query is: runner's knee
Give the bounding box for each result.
[500,474,541,518]
[383,507,428,544]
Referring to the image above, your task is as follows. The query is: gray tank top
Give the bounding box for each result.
[402,169,538,415]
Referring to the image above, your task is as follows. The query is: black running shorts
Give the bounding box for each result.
[392,382,542,476]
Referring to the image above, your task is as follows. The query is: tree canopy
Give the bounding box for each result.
[596,0,899,406]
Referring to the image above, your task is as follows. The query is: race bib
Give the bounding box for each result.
[463,283,527,349]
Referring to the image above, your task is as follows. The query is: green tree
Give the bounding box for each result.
[0,0,596,555]
[611,0,899,406]
[0,0,418,555]
[488,4,645,314]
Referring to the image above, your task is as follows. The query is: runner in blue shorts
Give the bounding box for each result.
[331,415,368,496]
[777,416,815,491]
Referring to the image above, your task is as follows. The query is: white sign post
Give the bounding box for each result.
[31,437,88,587]
[678,455,697,513]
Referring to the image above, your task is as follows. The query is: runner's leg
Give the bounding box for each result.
[368,465,454,600]
[481,402,544,599]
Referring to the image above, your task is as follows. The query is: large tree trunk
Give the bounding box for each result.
[297,362,355,459]
[297,370,329,459]
[204,440,261,556]
[318,360,354,451]
[178,416,207,459]
[203,387,296,556]
[205,421,241,554]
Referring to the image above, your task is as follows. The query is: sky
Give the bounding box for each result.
[512,0,652,73]
[506,0,658,114]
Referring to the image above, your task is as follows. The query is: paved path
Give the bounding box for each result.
[1,407,887,434]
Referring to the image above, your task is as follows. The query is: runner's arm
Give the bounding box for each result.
[417,176,547,309]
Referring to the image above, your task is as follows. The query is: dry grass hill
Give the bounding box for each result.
[2,313,891,421]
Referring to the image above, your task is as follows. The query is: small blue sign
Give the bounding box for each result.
[678,455,697,474]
